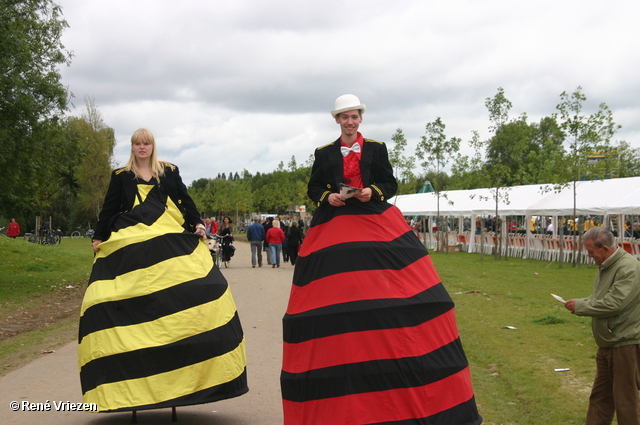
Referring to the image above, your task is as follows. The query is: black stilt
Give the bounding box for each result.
[171,406,178,422]
[131,410,137,424]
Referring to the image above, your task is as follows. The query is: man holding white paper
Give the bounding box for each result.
[564,227,640,425]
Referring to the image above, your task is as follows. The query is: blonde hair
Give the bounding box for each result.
[124,128,166,180]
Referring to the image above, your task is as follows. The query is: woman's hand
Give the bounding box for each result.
[92,240,102,253]
[194,228,206,239]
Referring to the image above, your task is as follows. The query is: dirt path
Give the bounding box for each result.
[0,282,86,341]
[0,241,292,424]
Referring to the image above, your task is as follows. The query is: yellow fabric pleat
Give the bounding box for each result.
[83,338,246,411]
[81,242,213,316]
[79,286,238,368]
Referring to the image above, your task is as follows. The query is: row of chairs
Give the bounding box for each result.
[423,231,639,263]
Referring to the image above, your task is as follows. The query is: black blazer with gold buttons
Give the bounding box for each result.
[307,138,397,206]
[94,163,203,241]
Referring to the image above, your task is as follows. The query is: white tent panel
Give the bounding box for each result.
[390,177,640,217]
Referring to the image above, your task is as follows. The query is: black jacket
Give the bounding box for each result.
[94,163,203,241]
[307,138,397,206]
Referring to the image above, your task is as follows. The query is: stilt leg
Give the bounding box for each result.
[171,406,177,422]
[131,410,137,424]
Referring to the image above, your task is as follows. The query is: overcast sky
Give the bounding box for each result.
[57,0,640,185]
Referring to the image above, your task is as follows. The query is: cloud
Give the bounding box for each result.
[58,0,640,185]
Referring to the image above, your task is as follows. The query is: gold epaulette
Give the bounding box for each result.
[364,138,384,145]
[114,167,126,175]
[162,162,177,171]
[316,141,336,150]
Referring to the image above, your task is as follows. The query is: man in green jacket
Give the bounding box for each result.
[565,227,640,425]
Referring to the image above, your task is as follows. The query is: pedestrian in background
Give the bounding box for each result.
[247,217,265,268]
[263,217,273,265]
[286,220,303,266]
[266,225,284,268]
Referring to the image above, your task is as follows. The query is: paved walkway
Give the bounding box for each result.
[0,241,291,424]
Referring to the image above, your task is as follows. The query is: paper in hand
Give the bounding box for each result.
[551,293,566,303]
[339,183,362,199]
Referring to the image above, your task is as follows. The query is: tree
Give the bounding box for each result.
[451,131,486,190]
[555,86,621,266]
[614,141,640,178]
[522,116,567,184]
[415,117,460,252]
[0,0,72,216]
[389,128,416,194]
[71,97,115,223]
[484,88,515,259]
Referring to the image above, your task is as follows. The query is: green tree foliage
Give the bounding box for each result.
[187,158,312,221]
[389,128,415,194]
[0,0,72,216]
[451,131,486,190]
[615,141,640,178]
[69,97,115,224]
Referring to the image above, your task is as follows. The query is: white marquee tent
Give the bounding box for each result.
[389,177,640,255]
[390,177,640,217]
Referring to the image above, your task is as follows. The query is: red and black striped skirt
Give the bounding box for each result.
[281,200,482,425]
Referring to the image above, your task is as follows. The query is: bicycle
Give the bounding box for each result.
[24,231,38,244]
[206,235,220,267]
[70,227,83,238]
[41,230,61,246]
[215,234,233,268]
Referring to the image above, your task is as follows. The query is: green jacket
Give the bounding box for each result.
[575,249,640,348]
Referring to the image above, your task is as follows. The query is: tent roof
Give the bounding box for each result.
[390,177,640,217]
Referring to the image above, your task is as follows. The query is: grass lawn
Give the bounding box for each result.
[429,251,604,425]
[0,236,93,305]
[0,237,93,374]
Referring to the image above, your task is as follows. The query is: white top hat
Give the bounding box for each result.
[331,94,366,117]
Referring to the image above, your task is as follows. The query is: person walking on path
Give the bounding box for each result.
[247,217,265,267]
[285,221,303,266]
[564,226,640,425]
[266,225,284,268]
[217,216,235,266]
[281,94,481,425]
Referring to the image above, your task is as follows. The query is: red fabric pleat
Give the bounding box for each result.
[283,309,459,373]
[286,255,440,315]
[283,367,475,425]
[299,207,408,256]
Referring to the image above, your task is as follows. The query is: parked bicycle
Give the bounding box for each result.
[43,229,62,245]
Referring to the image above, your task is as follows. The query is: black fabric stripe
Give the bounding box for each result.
[308,199,392,228]
[80,312,243,393]
[293,231,427,287]
[79,267,228,342]
[283,283,453,344]
[110,185,167,234]
[88,233,201,285]
[281,338,469,401]
[368,397,483,425]
[103,369,249,412]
